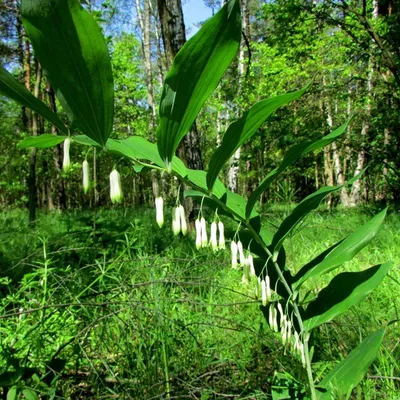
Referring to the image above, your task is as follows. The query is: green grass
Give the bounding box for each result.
[0,205,398,398]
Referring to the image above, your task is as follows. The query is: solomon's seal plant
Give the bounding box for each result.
[0,0,392,398]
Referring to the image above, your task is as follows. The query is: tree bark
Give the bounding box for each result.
[228,0,249,194]
[157,0,204,171]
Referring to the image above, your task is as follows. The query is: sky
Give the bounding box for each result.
[182,0,213,38]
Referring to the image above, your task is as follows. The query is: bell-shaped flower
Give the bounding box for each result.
[261,279,267,306]
[210,221,218,251]
[242,257,250,284]
[172,207,181,235]
[63,138,71,172]
[178,205,187,235]
[109,169,123,203]
[218,221,225,249]
[269,304,278,332]
[200,217,208,247]
[277,303,284,325]
[195,218,202,249]
[237,241,246,265]
[82,160,90,194]
[265,275,272,301]
[155,196,164,228]
[248,254,255,276]
[231,241,238,269]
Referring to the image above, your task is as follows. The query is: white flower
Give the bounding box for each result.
[237,241,245,265]
[178,205,187,235]
[277,303,284,324]
[231,241,238,269]
[242,257,250,284]
[172,207,181,235]
[218,221,225,249]
[63,138,71,172]
[269,304,278,332]
[200,217,208,247]
[268,304,274,330]
[195,218,202,249]
[265,275,272,301]
[294,331,301,353]
[210,221,218,251]
[109,169,123,203]
[248,254,255,276]
[261,279,267,306]
[82,160,90,194]
[299,342,306,367]
[155,197,164,228]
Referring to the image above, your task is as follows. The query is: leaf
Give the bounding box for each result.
[22,388,38,400]
[271,186,345,253]
[246,122,349,218]
[294,209,387,287]
[17,134,67,149]
[207,86,308,191]
[186,169,226,199]
[304,263,391,330]
[157,0,241,167]
[7,386,17,400]
[21,0,114,146]
[318,328,386,399]
[107,137,188,178]
[73,135,101,147]
[0,66,67,134]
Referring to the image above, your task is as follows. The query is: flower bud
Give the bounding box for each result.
[82,160,90,194]
[248,254,255,276]
[218,221,225,249]
[155,197,164,228]
[261,279,267,306]
[242,257,250,284]
[195,218,202,249]
[210,222,218,251]
[200,217,208,247]
[109,169,122,203]
[237,241,245,265]
[172,207,181,235]
[63,138,71,172]
[231,241,238,269]
[179,205,187,235]
[265,275,272,301]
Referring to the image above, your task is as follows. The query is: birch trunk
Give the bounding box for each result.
[228,0,249,193]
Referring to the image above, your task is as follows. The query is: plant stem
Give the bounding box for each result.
[176,178,318,399]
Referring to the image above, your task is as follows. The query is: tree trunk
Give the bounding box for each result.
[48,85,67,210]
[27,59,42,224]
[136,0,160,197]
[157,0,203,171]
[228,0,249,193]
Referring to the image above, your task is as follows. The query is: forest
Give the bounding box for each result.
[0,0,399,399]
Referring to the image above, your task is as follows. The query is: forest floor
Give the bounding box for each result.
[0,204,399,399]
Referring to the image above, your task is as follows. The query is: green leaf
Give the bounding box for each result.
[186,169,226,199]
[107,137,188,178]
[246,122,349,218]
[21,0,114,146]
[73,135,101,147]
[157,0,241,167]
[0,66,67,134]
[318,328,386,399]
[295,209,387,287]
[207,86,308,191]
[271,185,345,253]
[304,263,391,331]
[22,388,38,400]
[17,134,67,149]
[7,386,17,400]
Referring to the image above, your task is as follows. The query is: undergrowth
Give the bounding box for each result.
[0,205,399,399]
